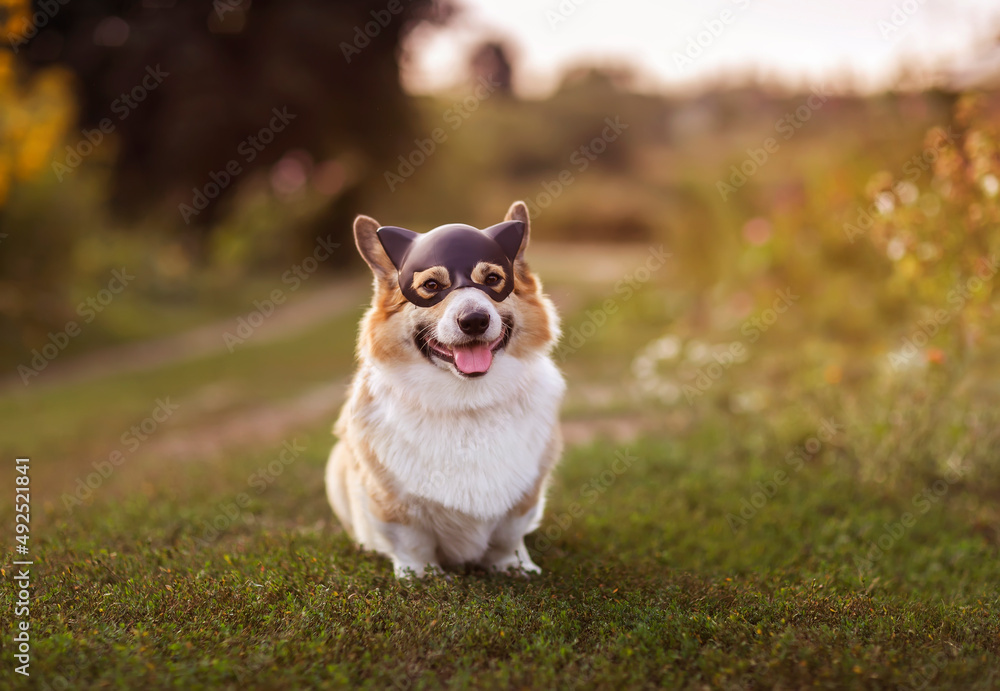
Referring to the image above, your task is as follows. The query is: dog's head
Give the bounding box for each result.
[354,201,558,380]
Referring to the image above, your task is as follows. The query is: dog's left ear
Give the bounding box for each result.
[503,200,531,261]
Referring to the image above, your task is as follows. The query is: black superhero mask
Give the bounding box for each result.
[377,221,525,308]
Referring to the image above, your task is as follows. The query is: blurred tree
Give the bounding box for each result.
[0,12,80,362]
[469,41,513,96]
[0,48,73,205]
[12,0,452,253]
[0,0,453,362]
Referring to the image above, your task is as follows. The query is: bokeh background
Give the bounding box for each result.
[3,0,1000,373]
[2,1,1000,687]
[3,0,1000,522]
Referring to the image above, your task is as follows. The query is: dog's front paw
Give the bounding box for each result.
[485,551,541,578]
[392,561,443,580]
[394,565,419,580]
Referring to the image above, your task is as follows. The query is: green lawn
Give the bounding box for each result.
[2,250,998,689]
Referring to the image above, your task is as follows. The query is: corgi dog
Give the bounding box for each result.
[325,201,565,578]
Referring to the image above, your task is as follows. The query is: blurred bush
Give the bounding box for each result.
[858,93,1000,358]
[0,47,79,359]
[0,0,450,363]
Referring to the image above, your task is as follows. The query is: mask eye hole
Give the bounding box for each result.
[412,267,450,300]
[471,262,506,292]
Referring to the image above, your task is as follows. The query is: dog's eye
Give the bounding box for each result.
[484,273,502,286]
[422,279,441,291]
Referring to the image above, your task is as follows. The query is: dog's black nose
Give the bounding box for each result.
[458,311,490,336]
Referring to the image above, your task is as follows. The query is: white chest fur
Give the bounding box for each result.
[357,353,565,519]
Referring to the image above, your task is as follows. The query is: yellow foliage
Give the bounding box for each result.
[0,45,75,205]
[0,0,31,36]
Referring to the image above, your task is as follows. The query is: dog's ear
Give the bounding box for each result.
[503,200,531,261]
[483,220,525,263]
[354,215,397,281]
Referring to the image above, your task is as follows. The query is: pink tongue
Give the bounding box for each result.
[453,343,493,374]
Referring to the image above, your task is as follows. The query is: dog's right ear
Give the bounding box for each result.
[354,215,397,282]
[503,200,531,262]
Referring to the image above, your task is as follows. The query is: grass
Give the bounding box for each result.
[0,306,364,494]
[2,249,999,689]
[7,432,999,689]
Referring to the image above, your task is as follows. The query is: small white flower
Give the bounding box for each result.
[893,180,919,205]
[655,381,680,404]
[981,174,999,198]
[731,390,765,414]
[887,238,906,261]
[875,192,896,215]
[650,335,681,360]
[686,340,709,364]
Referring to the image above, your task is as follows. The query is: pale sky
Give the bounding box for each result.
[401,0,1000,96]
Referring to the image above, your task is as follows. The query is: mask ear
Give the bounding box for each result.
[503,200,531,261]
[483,220,525,263]
[377,226,419,270]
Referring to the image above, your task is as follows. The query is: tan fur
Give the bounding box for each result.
[330,378,410,527]
[506,277,554,357]
[358,298,410,364]
[509,428,563,517]
[500,201,553,355]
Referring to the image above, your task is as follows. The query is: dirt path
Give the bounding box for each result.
[1,278,369,393]
[146,379,350,462]
[21,243,663,482]
[140,378,661,473]
[4,242,653,394]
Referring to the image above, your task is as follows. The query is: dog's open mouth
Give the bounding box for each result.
[417,321,512,377]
